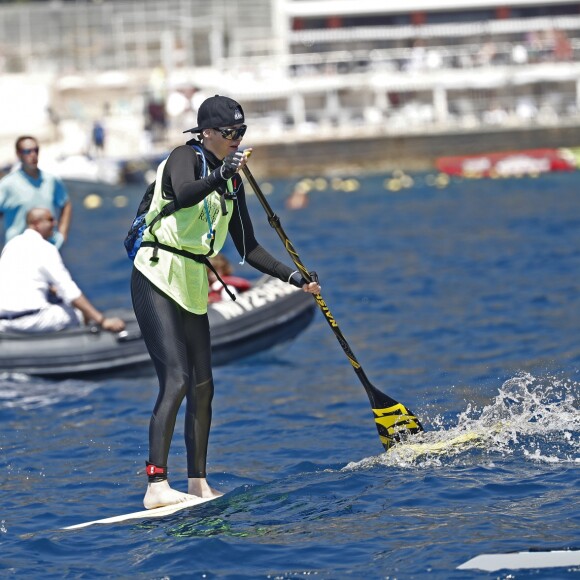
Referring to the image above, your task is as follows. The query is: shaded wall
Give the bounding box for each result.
[248,125,580,178]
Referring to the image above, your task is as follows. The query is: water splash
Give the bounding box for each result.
[345,372,579,470]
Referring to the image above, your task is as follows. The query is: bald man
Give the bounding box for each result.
[0,208,124,333]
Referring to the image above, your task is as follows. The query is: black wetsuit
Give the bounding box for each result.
[131,141,302,480]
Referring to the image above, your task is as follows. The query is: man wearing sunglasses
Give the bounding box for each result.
[131,94,321,510]
[0,135,71,249]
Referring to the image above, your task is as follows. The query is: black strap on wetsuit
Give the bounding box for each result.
[139,240,237,302]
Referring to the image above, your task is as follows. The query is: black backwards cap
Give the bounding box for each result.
[184,95,245,133]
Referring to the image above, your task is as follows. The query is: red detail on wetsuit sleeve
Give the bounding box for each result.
[146,463,166,476]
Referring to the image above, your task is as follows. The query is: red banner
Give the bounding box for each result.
[436,148,576,177]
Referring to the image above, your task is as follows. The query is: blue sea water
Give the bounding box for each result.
[1,169,579,579]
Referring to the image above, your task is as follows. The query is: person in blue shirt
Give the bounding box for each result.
[0,136,71,248]
[92,121,105,156]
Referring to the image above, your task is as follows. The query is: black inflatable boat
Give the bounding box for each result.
[0,277,316,378]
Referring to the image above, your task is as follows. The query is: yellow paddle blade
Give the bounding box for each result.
[373,403,422,450]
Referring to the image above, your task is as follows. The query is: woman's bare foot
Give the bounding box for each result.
[188,477,224,499]
[144,480,196,509]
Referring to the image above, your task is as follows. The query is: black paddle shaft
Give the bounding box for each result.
[242,165,424,449]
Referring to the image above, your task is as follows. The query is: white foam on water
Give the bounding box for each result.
[0,373,98,410]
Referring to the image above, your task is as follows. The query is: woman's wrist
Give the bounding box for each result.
[288,271,304,288]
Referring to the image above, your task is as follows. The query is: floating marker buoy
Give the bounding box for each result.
[83,194,102,209]
[313,177,327,191]
[113,195,129,208]
[342,178,359,192]
[331,177,343,191]
[260,182,274,195]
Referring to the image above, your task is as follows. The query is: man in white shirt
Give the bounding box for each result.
[0,207,125,333]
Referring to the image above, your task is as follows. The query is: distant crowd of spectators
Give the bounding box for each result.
[289,28,575,77]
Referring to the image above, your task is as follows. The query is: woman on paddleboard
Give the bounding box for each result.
[131,95,320,509]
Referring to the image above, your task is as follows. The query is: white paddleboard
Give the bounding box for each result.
[458,549,580,572]
[62,495,217,530]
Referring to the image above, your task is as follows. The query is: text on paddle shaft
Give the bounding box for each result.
[315,295,338,328]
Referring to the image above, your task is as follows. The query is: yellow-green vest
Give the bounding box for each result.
[134,149,234,314]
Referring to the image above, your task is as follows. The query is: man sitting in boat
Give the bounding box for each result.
[207,254,251,303]
[0,207,125,333]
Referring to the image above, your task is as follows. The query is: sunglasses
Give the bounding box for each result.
[19,147,39,155]
[214,125,247,141]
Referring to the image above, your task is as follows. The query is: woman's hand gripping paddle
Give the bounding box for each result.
[241,163,423,451]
